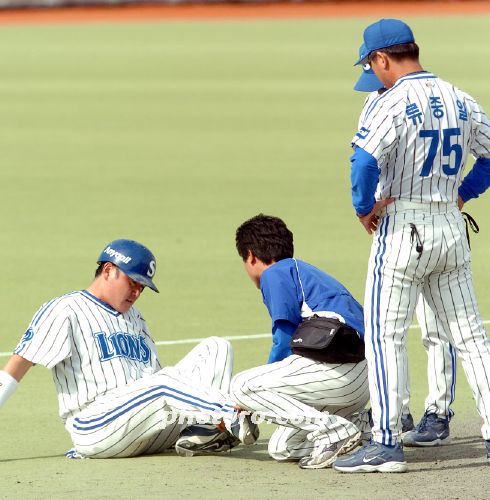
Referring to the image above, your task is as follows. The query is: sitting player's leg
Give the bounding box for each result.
[66,366,256,458]
[173,336,233,393]
[172,337,242,456]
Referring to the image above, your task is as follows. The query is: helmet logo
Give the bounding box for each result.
[104,245,132,264]
[147,260,156,278]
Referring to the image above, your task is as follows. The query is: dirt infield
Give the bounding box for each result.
[0,1,488,25]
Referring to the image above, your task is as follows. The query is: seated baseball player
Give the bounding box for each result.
[229,214,371,469]
[0,239,258,459]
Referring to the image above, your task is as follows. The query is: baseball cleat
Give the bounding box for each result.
[175,425,240,457]
[401,413,414,433]
[485,440,490,463]
[334,441,408,473]
[230,411,260,445]
[402,412,450,447]
[65,448,86,459]
[299,431,362,469]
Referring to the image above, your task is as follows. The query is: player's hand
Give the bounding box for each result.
[457,195,464,211]
[358,198,395,235]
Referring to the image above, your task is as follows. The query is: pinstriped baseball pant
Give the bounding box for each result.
[65,337,234,458]
[401,298,457,419]
[230,354,369,459]
[411,298,456,418]
[366,201,490,446]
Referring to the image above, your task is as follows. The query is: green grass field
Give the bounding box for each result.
[1,13,490,499]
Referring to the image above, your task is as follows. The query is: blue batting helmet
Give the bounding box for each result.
[97,239,159,293]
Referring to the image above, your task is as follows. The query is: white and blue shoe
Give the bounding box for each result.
[334,441,408,473]
[230,411,260,445]
[65,448,86,459]
[402,412,450,447]
[298,432,362,469]
[485,440,490,464]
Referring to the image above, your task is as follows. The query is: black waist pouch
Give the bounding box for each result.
[290,316,365,363]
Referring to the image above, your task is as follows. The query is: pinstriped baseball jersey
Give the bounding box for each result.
[353,72,490,203]
[358,91,381,128]
[15,290,160,421]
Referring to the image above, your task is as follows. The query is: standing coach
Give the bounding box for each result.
[335,18,490,472]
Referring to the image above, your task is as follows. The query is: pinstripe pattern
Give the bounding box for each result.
[173,335,233,390]
[357,73,490,449]
[15,290,159,420]
[268,427,315,461]
[365,202,490,445]
[230,354,369,456]
[66,337,234,458]
[416,298,457,417]
[73,384,234,431]
[361,95,458,424]
[15,288,235,458]
[354,73,490,204]
[369,216,392,445]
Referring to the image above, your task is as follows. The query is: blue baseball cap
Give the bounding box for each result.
[354,44,384,91]
[355,18,415,65]
[97,239,159,292]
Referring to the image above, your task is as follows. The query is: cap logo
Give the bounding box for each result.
[147,260,156,278]
[104,245,132,264]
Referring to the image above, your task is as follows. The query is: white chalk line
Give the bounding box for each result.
[1,320,489,358]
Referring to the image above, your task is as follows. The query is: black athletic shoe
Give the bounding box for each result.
[175,425,240,457]
[401,413,414,433]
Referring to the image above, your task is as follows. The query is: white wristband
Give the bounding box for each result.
[0,370,18,408]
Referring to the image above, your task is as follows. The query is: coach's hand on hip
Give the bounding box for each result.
[357,199,394,235]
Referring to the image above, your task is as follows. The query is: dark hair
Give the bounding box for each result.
[235,214,294,264]
[95,261,118,278]
[95,262,105,278]
[376,42,419,62]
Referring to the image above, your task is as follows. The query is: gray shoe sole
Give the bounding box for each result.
[175,429,239,457]
[175,442,198,457]
[175,438,235,457]
[334,460,408,473]
[403,435,451,447]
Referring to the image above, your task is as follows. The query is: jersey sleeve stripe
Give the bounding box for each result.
[32,297,62,327]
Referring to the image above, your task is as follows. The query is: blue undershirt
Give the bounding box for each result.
[351,148,490,212]
[458,157,490,202]
[350,146,379,216]
[268,320,297,364]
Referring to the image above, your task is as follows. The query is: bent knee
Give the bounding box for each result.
[230,375,249,401]
[203,336,232,353]
[230,374,263,404]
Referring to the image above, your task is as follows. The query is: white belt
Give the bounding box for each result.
[381,199,458,216]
